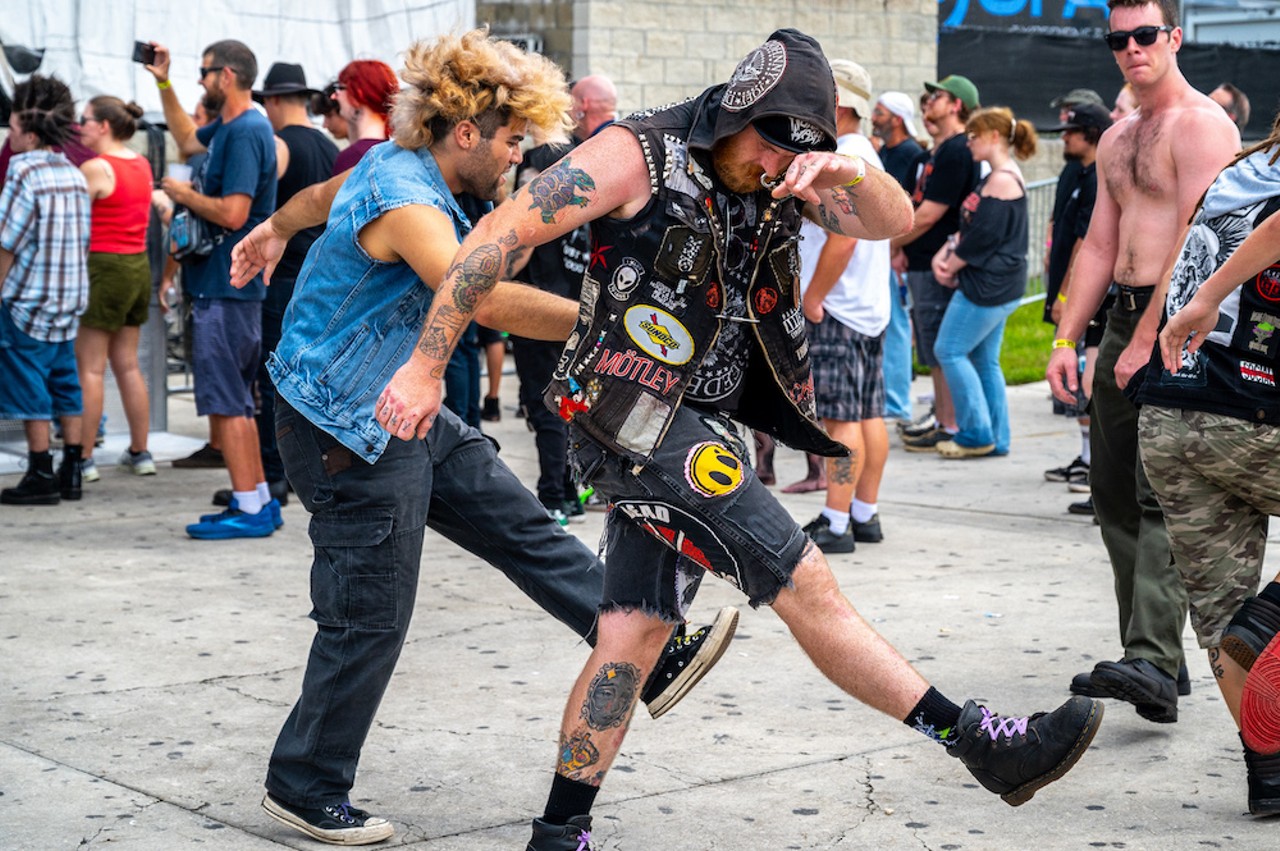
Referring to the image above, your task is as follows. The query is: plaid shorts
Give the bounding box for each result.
[807,315,886,423]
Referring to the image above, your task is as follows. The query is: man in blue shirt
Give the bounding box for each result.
[148,39,279,538]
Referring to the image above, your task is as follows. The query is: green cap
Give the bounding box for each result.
[924,75,980,111]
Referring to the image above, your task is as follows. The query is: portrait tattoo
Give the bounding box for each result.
[558,730,600,776]
[453,243,503,312]
[527,156,596,224]
[580,661,641,730]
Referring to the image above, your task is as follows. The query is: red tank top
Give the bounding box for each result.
[89,154,154,254]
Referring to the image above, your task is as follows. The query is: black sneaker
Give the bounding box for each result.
[851,513,883,543]
[481,395,501,422]
[1067,496,1095,516]
[1,467,61,505]
[261,794,393,845]
[1070,660,1191,698]
[901,426,951,453]
[1242,733,1280,816]
[563,498,586,524]
[1223,596,1280,672]
[1090,657,1178,723]
[173,443,225,469]
[641,607,739,719]
[947,696,1104,806]
[802,514,855,554]
[1044,456,1089,484]
[527,815,593,850]
[899,407,938,437]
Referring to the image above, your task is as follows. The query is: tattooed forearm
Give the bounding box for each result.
[829,455,855,486]
[558,730,600,778]
[829,185,859,217]
[581,661,640,730]
[527,156,596,224]
[453,243,504,312]
[1209,647,1225,679]
[817,204,845,235]
[417,304,470,367]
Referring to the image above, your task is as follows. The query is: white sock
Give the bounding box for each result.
[256,481,272,504]
[235,489,263,515]
[1080,424,1091,465]
[850,499,877,524]
[821,507,850,534]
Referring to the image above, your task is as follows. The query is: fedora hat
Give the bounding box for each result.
[252,62,318,102]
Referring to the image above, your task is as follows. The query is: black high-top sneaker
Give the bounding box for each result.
[641,607,739,719]
[947,696,1104,806]
[58,444,83,500]
[1,454,60,506]
[527,815,593,851]
[1242,734,1280,816]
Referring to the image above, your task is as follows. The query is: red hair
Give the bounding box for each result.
[338,60,399,123]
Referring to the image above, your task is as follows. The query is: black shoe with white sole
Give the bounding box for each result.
[262,794,394,845]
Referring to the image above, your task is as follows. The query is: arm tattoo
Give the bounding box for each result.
[558,730,600,778]
[829,455,856,486]
[453,243,503,312]
[829,185,859,217]
[526,156,596,224]
[1209,648,1225,680]
[580,661,641,730]
[817,204,845,235]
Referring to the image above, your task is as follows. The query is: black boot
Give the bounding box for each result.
[1242,733,1280,815]
[1,452,60,505]
[58,444,83,500]
[527,815,593,850]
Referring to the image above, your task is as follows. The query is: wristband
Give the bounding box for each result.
[1057,292,1068,303]
[157,79,171,90]
[839,154,865,188]
[1053,338,1077,350]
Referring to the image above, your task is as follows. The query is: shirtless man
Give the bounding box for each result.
[1046,0,1239,724]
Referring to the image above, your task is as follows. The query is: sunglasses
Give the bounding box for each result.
[1103,25,1173,51]
[198,65,225,79]
[78,114,99,125]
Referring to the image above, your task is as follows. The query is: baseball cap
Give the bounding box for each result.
[876,91,919,138]
[830,59,872,119]
[712,29,838,154]
[1043,103,1113,134]
[1049,88,1104,110]
[924,75,980,111]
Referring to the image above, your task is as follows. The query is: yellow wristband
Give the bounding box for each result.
[840,154,865,188]
[157,79,171,90]
[1057,292,1068,303]
[1053,338,1077,350]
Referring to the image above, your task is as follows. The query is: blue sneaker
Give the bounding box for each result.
[187,503,275,539]
[199,497,283,529]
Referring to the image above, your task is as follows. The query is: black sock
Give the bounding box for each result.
[1259,582,1280,608]
[904,686,963,744]
[543,773,599,825]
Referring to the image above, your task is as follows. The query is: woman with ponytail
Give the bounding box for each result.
[75,96,157,481]
[928,106,1038,458]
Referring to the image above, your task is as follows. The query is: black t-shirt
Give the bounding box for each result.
[905,133,980,270]
[274,125,339,282]
[879,137,925,194]
[515,140,590,301]
[1045,162,1097,319]
[1051,158,1084,224]
[954,173,1029,306]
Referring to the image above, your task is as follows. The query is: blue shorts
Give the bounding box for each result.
[0,306,81,419]
[192,297,261,418]
[571,406,809,617]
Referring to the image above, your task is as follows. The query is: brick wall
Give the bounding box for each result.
[477,0,937,117]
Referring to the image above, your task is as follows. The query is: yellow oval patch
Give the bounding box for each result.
[685,441,744,498]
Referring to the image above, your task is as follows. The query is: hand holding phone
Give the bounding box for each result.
[132,41,157,65]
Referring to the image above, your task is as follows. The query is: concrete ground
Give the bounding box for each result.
[2,378,1278,850]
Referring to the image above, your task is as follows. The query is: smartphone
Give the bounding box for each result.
[132,41,156,65]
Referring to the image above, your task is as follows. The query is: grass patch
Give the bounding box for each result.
[912,294,1055,386]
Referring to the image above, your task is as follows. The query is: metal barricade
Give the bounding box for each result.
[1022,177,1057,305]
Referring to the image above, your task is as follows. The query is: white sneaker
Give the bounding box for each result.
[80,458,100,483]
[119,449,157,476]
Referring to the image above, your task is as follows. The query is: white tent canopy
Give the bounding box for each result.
[1,0,474,116]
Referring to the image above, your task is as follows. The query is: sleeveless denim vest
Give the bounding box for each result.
[545,91,845,466]
[270,143,478,463]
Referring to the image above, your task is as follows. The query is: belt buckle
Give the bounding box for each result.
[1121,289,1138,312]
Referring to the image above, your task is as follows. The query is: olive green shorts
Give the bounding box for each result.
[81,251,151,332]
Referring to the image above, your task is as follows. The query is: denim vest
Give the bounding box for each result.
[269,143,477,463]
[546,92,845,465]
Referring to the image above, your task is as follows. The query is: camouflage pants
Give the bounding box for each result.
[1138,405,1280,648]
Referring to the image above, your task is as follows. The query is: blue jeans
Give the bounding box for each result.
[882,270,913,421]
[444,322,482,427]
[266,399,603,807]
[933,290,1019,453]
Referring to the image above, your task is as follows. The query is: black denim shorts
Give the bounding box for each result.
[570,405,809,618]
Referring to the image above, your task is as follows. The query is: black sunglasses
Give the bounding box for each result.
[1104,25,1173,51]
[198,65,225,78]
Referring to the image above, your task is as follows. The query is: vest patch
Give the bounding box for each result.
[722,39,787,112]
[609,258,645,302]
[612,499,743,589]
[594,347,681,393]
[1241,360,1276,386]
[684,441,745,498]
[624,305,695,365]
[1257,264,1280,303]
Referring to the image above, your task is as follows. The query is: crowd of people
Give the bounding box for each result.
[2,0,1279,847]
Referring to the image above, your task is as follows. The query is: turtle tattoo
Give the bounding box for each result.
[527,157,596,224]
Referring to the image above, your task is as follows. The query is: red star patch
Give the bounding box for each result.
[589,239,613,271]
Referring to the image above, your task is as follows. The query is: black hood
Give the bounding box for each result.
[689,29,837,155]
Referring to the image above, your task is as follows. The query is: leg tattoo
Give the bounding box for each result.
[581,661,641,730]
